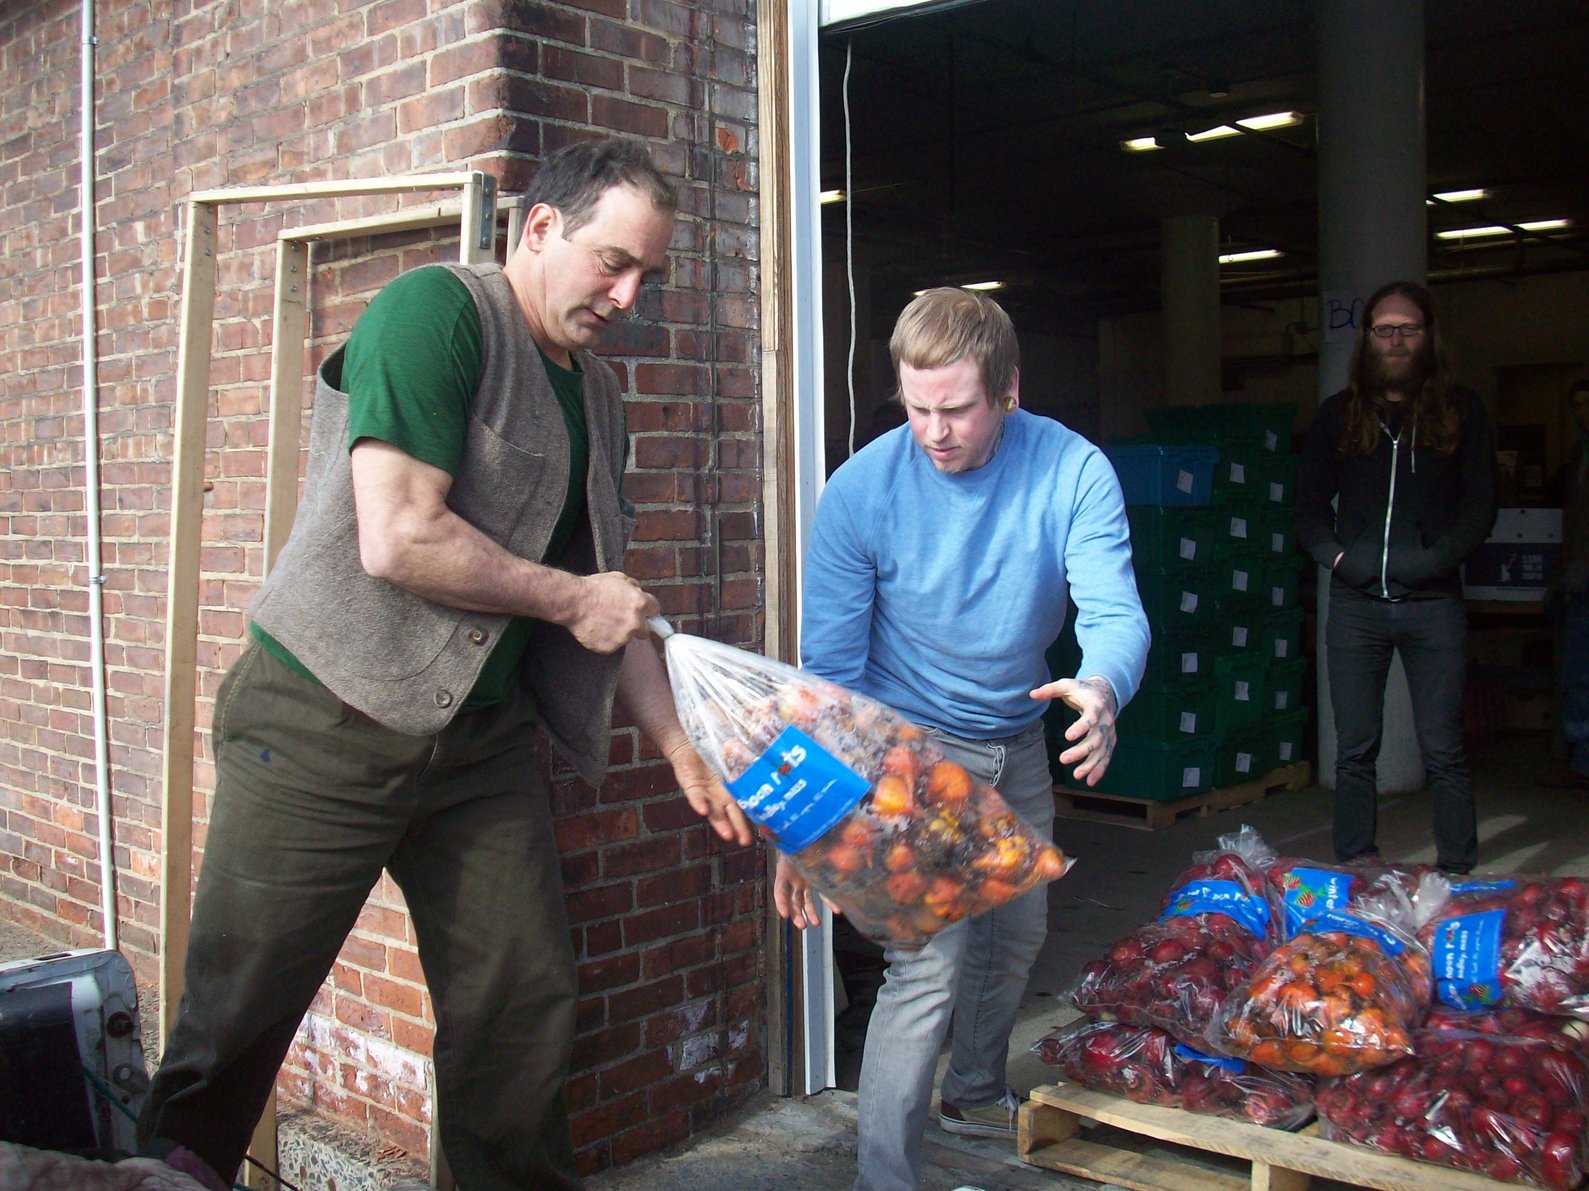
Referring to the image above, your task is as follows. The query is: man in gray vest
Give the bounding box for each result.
[138,138,752,1191]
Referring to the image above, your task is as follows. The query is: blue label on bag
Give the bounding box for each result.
[726,725,870,852]
[1161,878,1271,937]
[1430,909,1506,1009]
[1173,1043,1245,1073]
[1302,906,1405,955]
[1276,866,1356,938]
[1449,878,1517,896]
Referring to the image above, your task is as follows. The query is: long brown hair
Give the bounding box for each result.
[1339,280,1461,457]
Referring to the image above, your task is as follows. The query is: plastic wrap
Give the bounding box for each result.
[653,622,1072,948]
[1070,826,1282,1046]
[1032,1016,1315,1129]
[1317,1028,1589,1190]
[1415,875,1589,1017]
[1207,880,1433,1075]
[1262,856,1426,939]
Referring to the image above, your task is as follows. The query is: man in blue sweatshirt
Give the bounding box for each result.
[774,288,1149,1191]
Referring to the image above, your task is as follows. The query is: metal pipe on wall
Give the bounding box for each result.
[80,0,119,950]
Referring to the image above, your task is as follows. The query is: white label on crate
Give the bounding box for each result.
[1232,626,1248,647]
[1230,461,1246,483]
[1279,741,1295,762]
[1234,569,1249,592]
[1231,516,1248,538]
[1181,651,1198,674]
[1235,680,1251,702]
[1275,639,1290,658]
[1270,480,1284,503]
[1179,536,1196,561]
[1265,429,1279,451]
[1180,591,1198,613]
[1272,585,1285,606]
[1177,468,1194,494]
[1180,711,1197,734]
[1237,752,1253,774]
[1182,766,1201,787]
[1276,690,1290,710]
[1272,531,1286,553]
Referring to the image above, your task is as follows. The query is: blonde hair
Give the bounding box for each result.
[889,288,1019,406]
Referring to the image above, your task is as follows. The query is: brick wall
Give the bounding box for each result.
[0,0,767,1175]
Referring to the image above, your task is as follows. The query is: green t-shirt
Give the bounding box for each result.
[254,266,595,711]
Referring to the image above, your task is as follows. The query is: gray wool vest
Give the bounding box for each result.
[250,262,635,786]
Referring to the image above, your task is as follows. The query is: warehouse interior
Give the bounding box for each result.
[810,0,1589,1090]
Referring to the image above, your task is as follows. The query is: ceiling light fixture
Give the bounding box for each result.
[961,280,1005,291]
[1435,218,1570,240]
[1427,188,1489,205]
[1122,110,1302,152]
[819,189,846,205]
[1218,248,1282,265]
[1187,110,1303,142]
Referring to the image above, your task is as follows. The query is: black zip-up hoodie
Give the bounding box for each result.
[1294,386,1497,600]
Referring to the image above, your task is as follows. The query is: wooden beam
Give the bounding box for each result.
[757,0,799,1101]
[264,238,309,572]
[189,173,484,205]
[159,200,217,1038]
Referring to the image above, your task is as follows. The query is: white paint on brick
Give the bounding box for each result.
[676,1031,720,1071]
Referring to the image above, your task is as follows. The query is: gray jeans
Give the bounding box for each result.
[854,720,1054,1191]
[138,642,581,1190]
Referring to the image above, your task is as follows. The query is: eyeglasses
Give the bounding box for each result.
[1369,323,1426,340]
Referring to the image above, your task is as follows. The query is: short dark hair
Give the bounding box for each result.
[526,137,677,234]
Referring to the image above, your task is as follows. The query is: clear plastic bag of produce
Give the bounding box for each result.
[1415,874,1589,1017]
[1207,877,1434,1076]
[1317,1027,1589,1190]
[1261,854,1427,940]
[651,619,1073,948]
[1070,825,1283,1045]
[1032,1016,1315,1129]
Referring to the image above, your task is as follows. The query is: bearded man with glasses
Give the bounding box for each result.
[1295,280,1497,876]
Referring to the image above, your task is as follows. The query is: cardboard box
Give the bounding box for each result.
[1462,507,1561,601]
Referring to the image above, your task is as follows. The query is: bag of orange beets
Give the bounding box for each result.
[651,619,1074,948]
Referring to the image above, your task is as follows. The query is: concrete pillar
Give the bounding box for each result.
[1161,214,1222,407]
[1314,0,1427,794]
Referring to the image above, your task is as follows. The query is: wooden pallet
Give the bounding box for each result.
[1019,1081,1513,1191]
[1055,762,1312,830]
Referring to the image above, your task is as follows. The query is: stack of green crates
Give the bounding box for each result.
[1143,402,1308,786]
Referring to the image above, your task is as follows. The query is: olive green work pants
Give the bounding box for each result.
[138,642,581,1190]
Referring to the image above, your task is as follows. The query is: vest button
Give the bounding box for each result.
[468,627,488,645]
[434,689,453,708]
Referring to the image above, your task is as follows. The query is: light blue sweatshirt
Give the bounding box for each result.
[800,409,1150,738]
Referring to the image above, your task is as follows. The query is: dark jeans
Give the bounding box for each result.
[1562,593,1589,775]
[1326,588,1477,871]
[138,643,581,1190]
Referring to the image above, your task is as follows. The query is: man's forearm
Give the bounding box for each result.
[616,637,691,756]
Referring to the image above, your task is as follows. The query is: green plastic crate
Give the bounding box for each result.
[1212,443,1269,506]
[1264,606,1307,662]
[1141,629,1217,684]
[1117,676,1217,741]
[1260,453,1300,506]
[1268,656,1308,714]
[1211,598,1266,653]
[1127,505,1219,571]
[1214,730,1268,787]
[1213,547,1271,610]
[1133,565,1218,635]
[1212,651,1268,734]
[1254,506,1296,557]
[1068,733,1218,800]
[1263,556,1303,609]
[1268,708,1311,769]
[1144,402,1297,453]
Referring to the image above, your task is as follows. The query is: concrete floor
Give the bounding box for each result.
[2,730,1583,1191]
